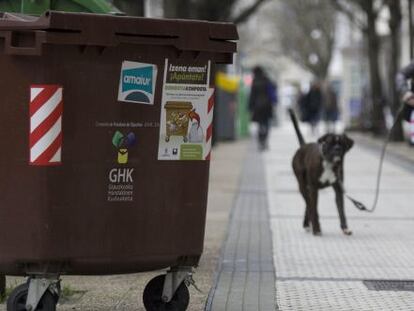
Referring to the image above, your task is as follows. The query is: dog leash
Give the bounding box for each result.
[343,104,406,213]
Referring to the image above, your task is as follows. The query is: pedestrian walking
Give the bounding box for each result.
[301,81,323,136]
[322,81,339,133]
[396,61,414,144]
[248,66,276,150]
[295,87,307,121]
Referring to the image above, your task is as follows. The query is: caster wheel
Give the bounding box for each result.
[143,275,189,311]
[165,136,170,142]
[183,137,188,143]
[7,283,56,311]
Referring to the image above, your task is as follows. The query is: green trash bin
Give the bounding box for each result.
[0,0,120,15]
[237,78,250,138]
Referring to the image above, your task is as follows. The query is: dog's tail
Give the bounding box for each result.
[288,108,305,146]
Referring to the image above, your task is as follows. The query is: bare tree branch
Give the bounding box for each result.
[331,0,366,29]
[276,0,336,79]
[163,0,266,24]
[232,0,268,25]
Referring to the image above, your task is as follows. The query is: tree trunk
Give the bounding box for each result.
[195,0,233,21]
[365,4,386,135]
[388,0,404,141]
[163,0,192,18]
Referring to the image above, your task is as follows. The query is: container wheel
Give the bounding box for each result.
[183,136,188,143]
[165,136,170,142]
[143,275,189,311]
[7,283,56,311]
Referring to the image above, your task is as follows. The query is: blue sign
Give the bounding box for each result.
[118,61,157,105]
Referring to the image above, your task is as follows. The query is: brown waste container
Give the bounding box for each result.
[0,11,237,311]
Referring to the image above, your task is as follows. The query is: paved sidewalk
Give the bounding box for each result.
[351,132,414,174]
[265,124,414,310]
[206,144,277,311]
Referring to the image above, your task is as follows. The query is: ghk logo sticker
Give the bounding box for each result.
[112,131,136,164]
[118,61,157,105]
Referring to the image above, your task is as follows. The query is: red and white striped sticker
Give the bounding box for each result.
[29,85,63,166]
[205,89,215,160]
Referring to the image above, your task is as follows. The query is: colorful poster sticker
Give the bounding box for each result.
[158,59,214,161]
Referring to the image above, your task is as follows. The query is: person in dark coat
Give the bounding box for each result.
[248,66,275,150]
[322,81,339,133]
[396,61,414,144]
[302,81,323,135]
[296,88,307,121]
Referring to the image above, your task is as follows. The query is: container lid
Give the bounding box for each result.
[0,11,238,54]
[164,102,193,110]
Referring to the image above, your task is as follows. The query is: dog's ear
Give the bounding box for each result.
[342,134,354,152]
[317,134,331,144]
